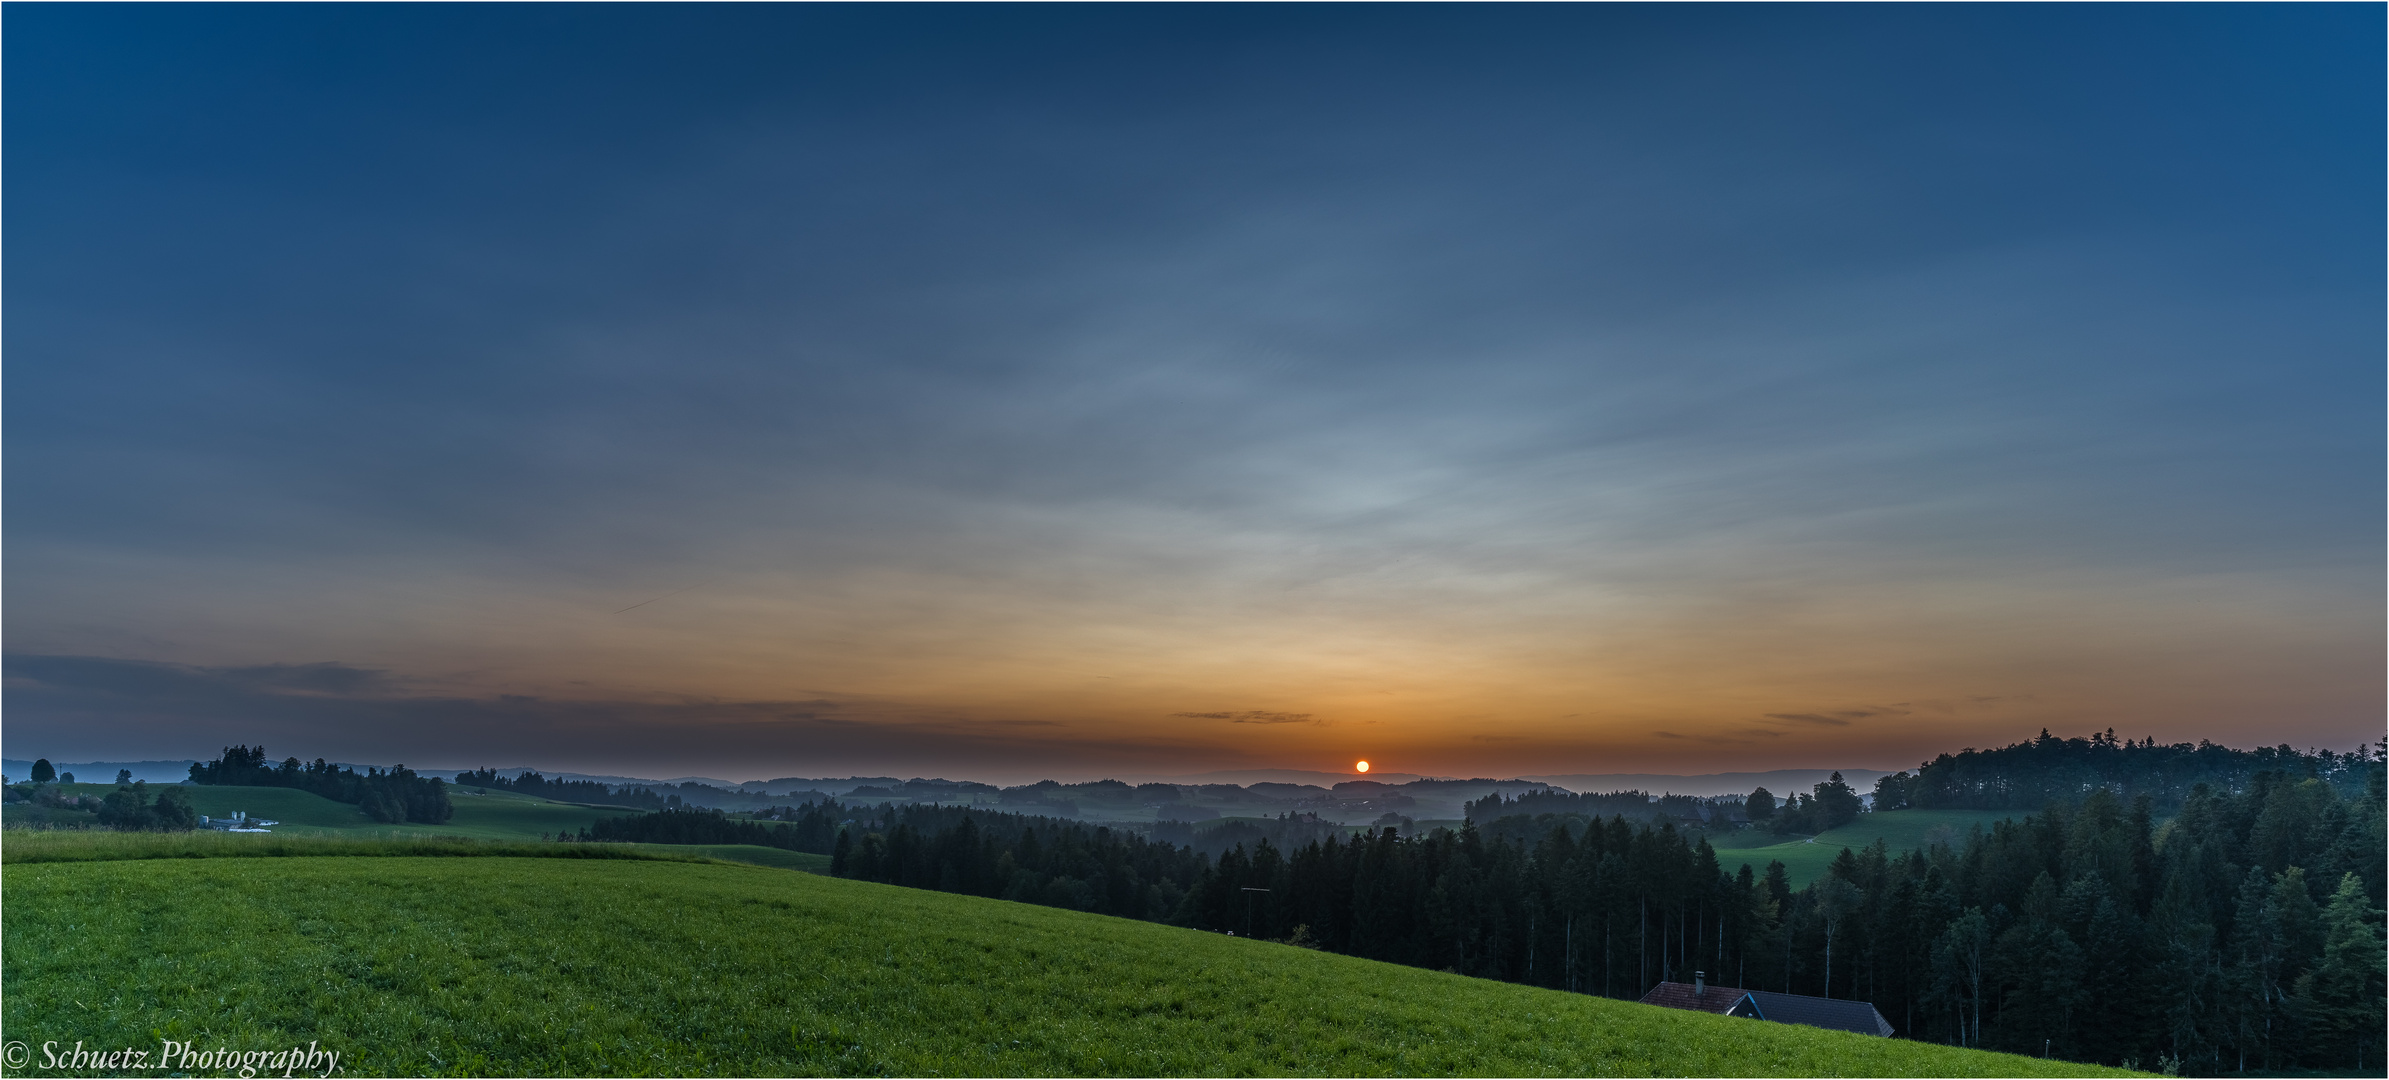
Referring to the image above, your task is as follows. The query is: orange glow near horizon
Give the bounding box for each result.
[30,511,2373,780]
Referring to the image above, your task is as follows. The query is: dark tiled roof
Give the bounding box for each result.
[1734,990,1896,1036]
[1635,981,1749,1015]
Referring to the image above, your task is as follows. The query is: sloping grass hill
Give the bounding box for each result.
[4,848,2133,1077]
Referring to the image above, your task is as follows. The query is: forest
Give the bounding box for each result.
[578,802,840,850]
[1871,729,2367,812]
[188,745,452,824]
[575,733,2383,1074]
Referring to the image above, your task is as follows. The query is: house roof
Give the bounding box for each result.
[1635,980,1748,1015]
[1734,990,1896,1037]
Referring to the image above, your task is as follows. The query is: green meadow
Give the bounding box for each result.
[1709,809,2019,886]
[3,841,2134,1078]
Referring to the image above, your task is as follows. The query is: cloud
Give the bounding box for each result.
[212,662,396,696]
[1760,703,1914,727]
[1763,713,1854,726]
[4,653,398,703]
[1728,728,1789,738]
[1171,710,1317,725]
[1651,731,1686,739]
[2,652,1237,781]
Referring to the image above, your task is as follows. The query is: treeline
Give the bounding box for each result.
[1752,774,2383,1072]
[189,746,451,824]
[454,768,669,809]
[574,804,841,853]
[94,781,199,831]
[1465,787,1697,823]
[831,803,1205,919]
[4,777,201,831]
[1874,728,2377,812]
[1466,773,1873,839]
[1746,772,1867,835]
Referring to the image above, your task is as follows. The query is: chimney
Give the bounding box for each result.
[1694,971,1705,998]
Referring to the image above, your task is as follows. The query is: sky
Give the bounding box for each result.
[6,5,2380,784]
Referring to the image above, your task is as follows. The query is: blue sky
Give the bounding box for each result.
[6,5,2379,781]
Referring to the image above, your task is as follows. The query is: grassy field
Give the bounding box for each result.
[3,848,2134,1077]
[1712,810,2019,886]
[430,788,644,841]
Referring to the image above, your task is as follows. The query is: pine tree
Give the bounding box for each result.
[1932,907,1989,1047]
[2291,872,2386,1072]
[1991,873,2086,1057]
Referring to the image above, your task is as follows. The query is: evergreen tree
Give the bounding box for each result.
[1812,772,1865,830]
[1991,873,2086,1058]
[2291,873,2386,1072]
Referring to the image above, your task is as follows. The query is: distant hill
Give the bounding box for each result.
[1521,768,1892,798]
[1149,767,1435,786]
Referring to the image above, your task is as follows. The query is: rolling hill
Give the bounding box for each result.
[2,842,2135,1076]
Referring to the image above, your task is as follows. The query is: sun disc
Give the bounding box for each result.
[1355,760,1370,773]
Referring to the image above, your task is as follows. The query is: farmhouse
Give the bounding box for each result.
[200,810,277,833]
[1639,973,1895,1037]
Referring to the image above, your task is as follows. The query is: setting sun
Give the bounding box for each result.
[1355,760,1369,773]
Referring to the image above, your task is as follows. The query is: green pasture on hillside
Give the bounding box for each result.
[4,845,2135,1077]
[180,785,382,829]
[1712,810,2019,885]
[431,788,641,840]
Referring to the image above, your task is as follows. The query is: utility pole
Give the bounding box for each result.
[1240,887,1270,938]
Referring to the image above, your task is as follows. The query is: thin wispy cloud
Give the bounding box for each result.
[1173,711,1319,726]
[1764,714,1856,727]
